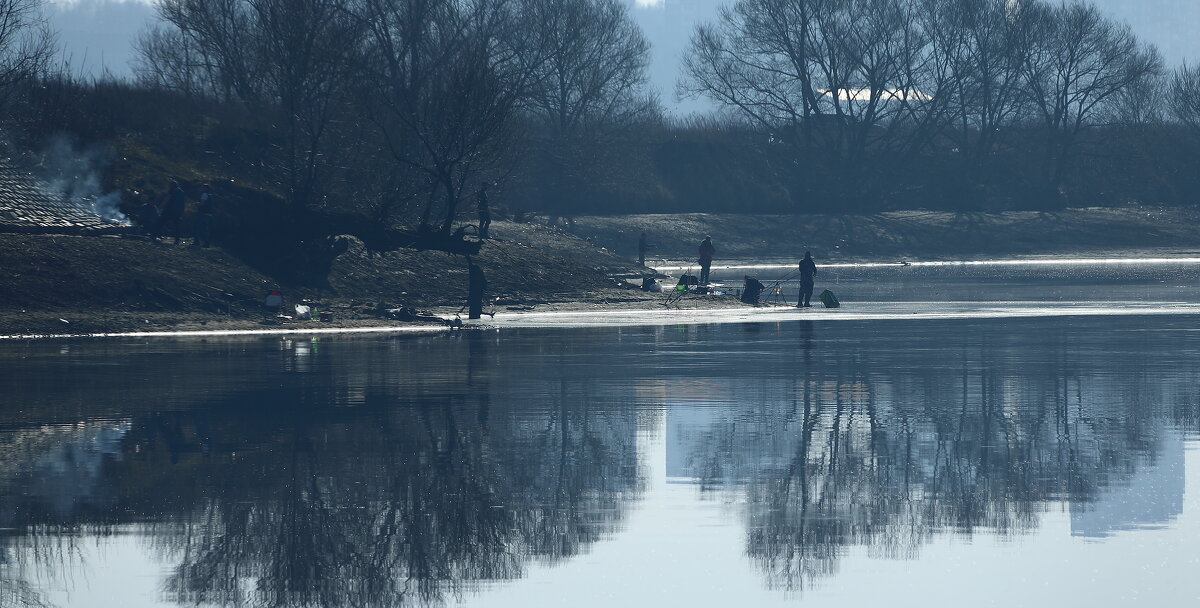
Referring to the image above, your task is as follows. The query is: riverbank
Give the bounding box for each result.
[0,220,742,337]
[4,205,1200,338]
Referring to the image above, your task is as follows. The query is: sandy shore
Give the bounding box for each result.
[0,289,749,339]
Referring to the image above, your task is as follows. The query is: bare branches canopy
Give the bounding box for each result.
[131,0,658,238]
[681,0,1163,205]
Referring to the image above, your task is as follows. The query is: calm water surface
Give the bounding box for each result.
[3,264,1200,607]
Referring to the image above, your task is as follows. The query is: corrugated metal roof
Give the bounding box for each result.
[0,160,127,234]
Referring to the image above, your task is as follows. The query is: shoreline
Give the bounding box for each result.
[8,297,1200,341]
[6,251,1200,340]
[6,210,1200,340]
[654,254,1200,273]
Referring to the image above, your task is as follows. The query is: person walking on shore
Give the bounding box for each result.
[476,183,492,239]
[698,236,715,285]
[798,251,817,307]
[638,232,655,266]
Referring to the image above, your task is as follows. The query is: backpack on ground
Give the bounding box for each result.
[820,289,840,308]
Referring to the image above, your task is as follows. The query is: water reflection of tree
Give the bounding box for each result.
[143,394,640,605]
[685,329,1200,591]
[1,332,644,607]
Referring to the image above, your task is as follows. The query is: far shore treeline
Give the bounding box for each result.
[3,0,1200,251]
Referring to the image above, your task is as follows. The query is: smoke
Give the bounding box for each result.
[38,135,129,225]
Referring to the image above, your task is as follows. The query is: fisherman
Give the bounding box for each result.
[194,184,214,248]
[638,232,654,266]
[156,180,187,245]
[468,259,487,319]
[740,275,765,304]
[798,251,817,307]
[476,183,492,239]
[698,236,715,285]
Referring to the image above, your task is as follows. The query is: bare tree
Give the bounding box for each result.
[151,0,263,103]
[1020,0,1162,195]
[523,0,655,136]
[0,0,54,109]
[1169,63,1200,132]
[143,0,365,212]
[519,0,657,204]
[356,0,535,237]
[920,0,1030,164]
[132,26,211,98]
[679,0,947,203]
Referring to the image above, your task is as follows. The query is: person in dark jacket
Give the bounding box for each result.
[798,251,817,307]
[741,276,765,304]
[476,183,492,239]
[468,260,487,319]
[156,180,187,244]
[698,236,715,285]
[638,232,655,266]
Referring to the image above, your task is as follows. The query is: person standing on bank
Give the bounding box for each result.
[156,180,187,245]
[698,236,716,285]
[194,184,214,248]
[798,251,817,307]
[638,232,655,266]
[476,183,492,239]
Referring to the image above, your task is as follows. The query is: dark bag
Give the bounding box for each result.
[820,289,840,308]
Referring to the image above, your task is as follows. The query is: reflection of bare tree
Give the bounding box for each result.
[139,385,640,607]
[683,329,1198,591]
[0,332,643,608]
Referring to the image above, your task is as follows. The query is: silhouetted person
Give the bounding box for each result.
[468,260,487,319]
[698,236,715,285]
[798,251,817,307]
[156,180,187,244]
[476,183,492,239]
[741,275,765,304]
[194,184,214,247]
[638,232,655,266]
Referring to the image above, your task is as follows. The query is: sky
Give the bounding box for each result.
[46,0,1200,115]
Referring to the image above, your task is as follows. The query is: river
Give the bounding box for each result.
[2,261,1199,607]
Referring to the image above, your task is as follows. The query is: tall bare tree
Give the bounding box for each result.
[680,0,947,203]
[1020,0,1162,195]
[356,0,535,236]
[520,0,657,203]
[920,0,1030,164]
[144,0,365,212]
[523,0,654,135]
[1169,63,1200,132]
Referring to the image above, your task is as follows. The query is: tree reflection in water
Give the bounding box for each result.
[679,321,1200,591]
[0,332,645,607]
[2,319,1199,604]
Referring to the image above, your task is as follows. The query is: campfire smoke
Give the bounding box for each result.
[38,135,129,226]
